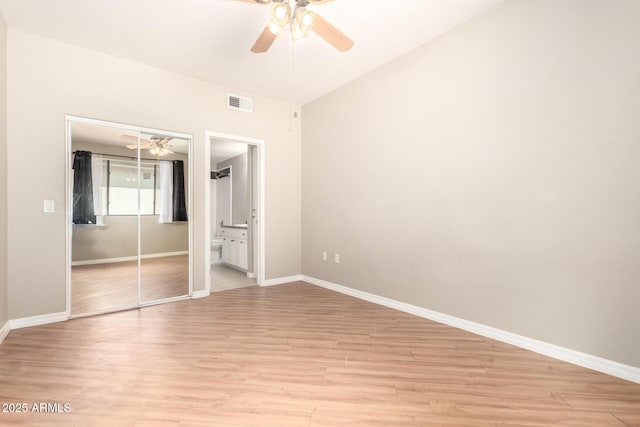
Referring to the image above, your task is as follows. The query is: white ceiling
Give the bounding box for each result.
[211,139,248,167]
[0,0,505,104]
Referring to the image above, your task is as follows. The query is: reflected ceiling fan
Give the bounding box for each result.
[237,0,353,53]
[121,135,174,156]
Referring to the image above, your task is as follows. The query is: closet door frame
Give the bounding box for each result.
[65,115,193,318]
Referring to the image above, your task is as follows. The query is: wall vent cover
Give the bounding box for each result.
[227,94,253,112]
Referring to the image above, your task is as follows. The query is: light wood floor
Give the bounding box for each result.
[1,282,639,426]
[71,255,189,315]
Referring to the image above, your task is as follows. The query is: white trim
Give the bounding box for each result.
[69,296,193,321]
[65,119,72,318]
[229,164,233,227]
[187,132,194,298]
[0,321,10,344]
[302,275,640,384]
[205,131,266,294]
[9,312,68,330]
[192,289,210,299]
[262,275,303,287]
[136,132,142,306]
[71,251,189,266]
[69,305,138,320]
[64,115,193,140]
[139,295,191,308]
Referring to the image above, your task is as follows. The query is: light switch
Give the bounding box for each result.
[322,251,327,261]
[43,200,54,213]
[334,253,340,264]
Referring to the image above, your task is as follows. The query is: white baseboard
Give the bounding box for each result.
[9,312,68,330]
[72,251,189,266]
[302,275,640,384]
[192,289,210,299]
[261,275,303,287]
[0,321,10,344]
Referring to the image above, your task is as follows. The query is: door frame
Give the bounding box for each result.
[65,115,194,318]
[205,131,266,292]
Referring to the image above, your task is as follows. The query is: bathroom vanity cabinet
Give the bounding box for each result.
[220,227,248,271]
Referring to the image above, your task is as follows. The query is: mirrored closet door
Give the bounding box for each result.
[140,134,190,303]
[68,118,191,317]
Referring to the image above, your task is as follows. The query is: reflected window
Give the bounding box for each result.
[97,159,160,216]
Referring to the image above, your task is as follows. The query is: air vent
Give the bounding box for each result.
[227,93,253,113]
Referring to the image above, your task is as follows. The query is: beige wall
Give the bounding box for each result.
[73,216,189,262]
[6,29,302,319]
[0,14,7,327]
[302,0,640,367]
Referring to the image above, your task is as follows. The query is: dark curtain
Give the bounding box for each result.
[72,151,96,224]
[172,160,188,221]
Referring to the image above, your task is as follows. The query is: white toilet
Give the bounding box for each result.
[211,238,223,264]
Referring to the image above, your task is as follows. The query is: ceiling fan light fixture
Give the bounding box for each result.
[149,145,170,156]
[267,2,290,35]
[270,2,290,26]
[295,7,316,32]
[246,0,353,53]
[290,20,306,41]
[268,21,284,35]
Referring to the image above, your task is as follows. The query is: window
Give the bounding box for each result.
[98,159,160,216]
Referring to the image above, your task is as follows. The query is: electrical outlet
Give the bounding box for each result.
[322,251,327,261]
[334,253,340,264]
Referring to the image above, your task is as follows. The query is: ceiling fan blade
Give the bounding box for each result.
[312,13,353,52]
[126,142,152,150]
[121,135,139,143]
[121,134,154,144]
[158,137,172,145]
[251,26,278,53]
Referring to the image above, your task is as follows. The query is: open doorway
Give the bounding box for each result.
[205,132,264,293]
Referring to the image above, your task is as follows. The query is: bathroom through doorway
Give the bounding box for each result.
[205,132,264,293]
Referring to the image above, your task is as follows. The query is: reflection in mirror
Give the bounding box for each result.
[140,134,190,303]
[214,169,231,226]
[69,121,190,316]
[214,147,249,226]
[70,122,139,315]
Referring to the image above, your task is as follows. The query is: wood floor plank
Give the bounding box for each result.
[559,392,640,413]
[612,412,640,427]
[1,282,639,426]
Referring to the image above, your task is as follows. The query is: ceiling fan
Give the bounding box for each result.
[237,0,354,53]
[121,135,174,156]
